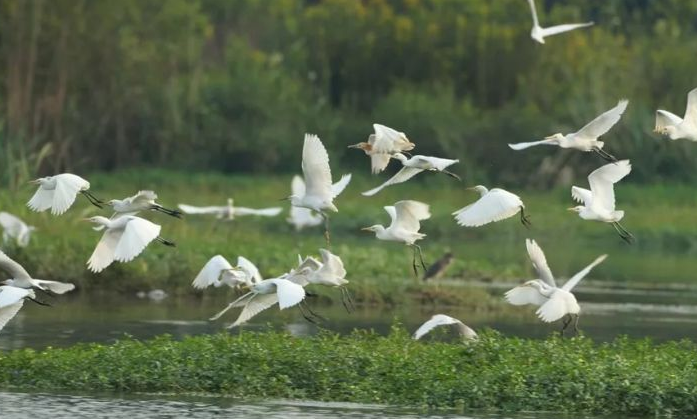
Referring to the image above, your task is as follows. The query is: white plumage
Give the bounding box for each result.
[107,190,182,218]
[413,314,477,340]
[361,153,460,197]
[527,0,593,44]
[654,87,697,141]
[453,186,529,227]
[349,123,416,174]
[178,198,282,220]
[0,212,35,248]
[0,250,75,294]
[0,285,35,332]
[27,173,102,215]
[286,175,323,231]
[192,255,262,290]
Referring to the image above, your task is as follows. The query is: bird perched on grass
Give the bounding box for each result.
[526,0,593,44]
[362,200,431,276]
[289,134,352,245]
[106,190,182,218]
[0,212,35,248]
[361,153,460,197]
[509,99,628,162]
[286,175,323,231]
[654,87,697,142]
[178,198,282,220]
[422,252,454,282]
[568,160,633,243]
[27,173,103,215]
[192,255,262,290]
[348,123,416,174]
[84,215,176,273]
[413,314,477,340]
[505,239,607,335]
[0,250,75,295]
[453,186,530,228]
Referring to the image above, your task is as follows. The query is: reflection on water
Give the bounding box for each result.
[2,279,697,350]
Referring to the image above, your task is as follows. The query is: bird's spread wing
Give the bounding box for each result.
[0,286,32,308]
[331,174,352,198]
[113,217,161,263]
[87,229,122,273]
[539,22,594,38]
[0,250,33,280]
[571,186,592,205]
[192,255,233,289]
[454,189,523,227]
[32,279,75,294]
[27,186,54,213]
[504,283,549,306]
[508,140,556,150]
[229,293,279,328]
[51,175,85,215]
[573,99,629,140]
[298,256,322,273]
[391,200,431,232]
[413,314,463,340]
[562,254,607,292]
[209,292,256,321]
[536,293,568,323]
[361,167,423,197]
[527,0,539,27]
[233,207,283,217]
[269,278,305,310]
[302,134,333,201]
[683,87,697,122]
[319,248,347,279]
[525,239,555,287]
[416,156,459,171]
[0,212,23,231]
[291,175,305,197]
[237,256,262,283]
[370,153,392,174]
[587,160,631,211]
[0,300,25,331]
[130,190,157,205]
[372,124,411,153]
[177,204,225,215]
[655,110,683,133]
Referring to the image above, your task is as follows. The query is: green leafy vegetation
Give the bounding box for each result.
[1,328,695,416]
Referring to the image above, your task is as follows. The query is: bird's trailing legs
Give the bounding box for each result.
[81,190,104,208]
[156,236,177,247]
[340,286,355,313]
[321,213,331,248]
[441,169,461,181]
[299,301,326,325]
[611,222,635,244]
[593,147,619,163]
[409,244,428,276]
[572,313,580,334]
[26,296,51,307]
[519,207,532,228]
[560,314,572,337]
[152,204,183,219]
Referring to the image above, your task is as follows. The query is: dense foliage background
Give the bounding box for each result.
[2,0,697,188]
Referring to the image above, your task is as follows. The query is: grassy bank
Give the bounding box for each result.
[1,329,695,416]
[1,170,697,304]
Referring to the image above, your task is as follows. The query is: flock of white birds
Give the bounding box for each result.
[2,0,697,341]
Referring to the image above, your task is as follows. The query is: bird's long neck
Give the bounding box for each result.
[392,153,408,163]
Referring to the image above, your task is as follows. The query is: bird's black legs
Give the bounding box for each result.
[321,213,331,248]
[593,147,618,163]
[612,222,635,244]
[26,296,51,307]
[573,314,580,334]
[153,205,183,219]
[560,314,572,336]
[340,286,355,313]
[409,244,428,277]
[299,301,326,325]
[520,207,532,228]
[156,236,177,247]
[441,170,461,181]
[81,191,104,208]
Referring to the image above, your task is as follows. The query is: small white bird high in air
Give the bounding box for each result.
[348,123,416,174]
[413,314,477,340]
[178,198,282,220]
[0,285,41,332]
[192,255,262,290]
[509,99,628,162]
[655,87,697,142]
[362,200,431,275]
[286,175,323,231]
[27,173,103,215]
[568,160,634,243]
[85,215,176,273]
[505,239,607,335]
[453,186,530,228]
[0,250,75,295]
[526,0,593,44]
[0,212,35,248]
[361,153,460,197]
[106,190,182,218]
[289,134,352,244]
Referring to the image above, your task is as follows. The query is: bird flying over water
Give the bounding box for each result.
[526,0,593,44]
[413,314,477,340]
[0,250,75,295]
[192,255,262,290]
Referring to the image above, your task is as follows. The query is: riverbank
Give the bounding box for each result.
[1,329,695,416]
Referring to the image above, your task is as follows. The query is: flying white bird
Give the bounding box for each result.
[509,99,628,162]
[453,186,530,228]
[654,87,697,141]
[289,134,352,244]
[526,0,594,44]
[0,250,75,295]
[296,249,353,312]
[0,285,40,332]
[178,198,282,220]
[286,176,323,231]
[568,160,633,243]
[362,200,430,275]
[0,212,35,248]
[106,190,182,218]
[27,173,103,215]
[192,255,262,290]
[505,239,607,334]
[413,314,477,340]
[84,215,176,273]
[361,153,460,197]
[348,123,416,174]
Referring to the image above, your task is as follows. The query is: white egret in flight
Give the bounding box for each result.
[655,87,697,141]
[509,99,628,162]
[526,0,593,44]
[289,134,352,244]
[361,153,460,197]
[505,239,607,335]
[192,255,262,290]
[348,123,416,174]
[362,200,430,275]
[0,212,35,248]
[0,250,75,295]
[0,285,41,332]
[453,186,530,228]
[413,314,477,340]
[286,175,323,231]
[178,198,282,220]
[296,249,353,312]
[27,173,103,215]
[106,190,182,218]
[84,215,176,273]
[568,160,633,243]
